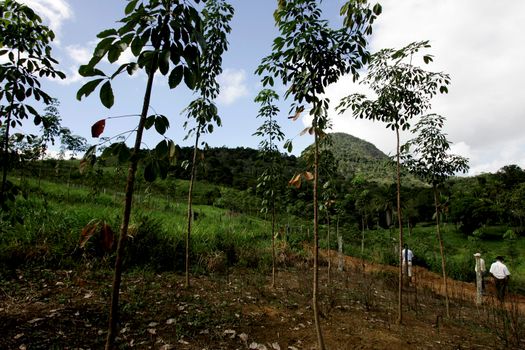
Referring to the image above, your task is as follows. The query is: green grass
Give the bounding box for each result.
[3,174,525,294]
[342,222,525,294]
[1,176,277,274]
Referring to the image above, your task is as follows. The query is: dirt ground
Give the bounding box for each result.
[1,251,524,349]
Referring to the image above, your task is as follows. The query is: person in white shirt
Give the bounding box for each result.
[489,256,511,302]
[474,252,486,292]
[402,244,414,280]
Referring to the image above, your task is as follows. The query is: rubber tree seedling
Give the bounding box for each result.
[0,0,65,212]
[75,0,205,348]
[337,41,450,324]
[253,88,285,288]
[182,0,234,288]
[402,113,469,317]
[257,1,380,347]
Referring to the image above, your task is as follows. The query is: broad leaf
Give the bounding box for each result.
[99,81,114,108]
[288,173,301,189]
[183,66,196,90]
[91,119,106,138]
[289,106,304,121]
[76,78,104,101]
[97,28,118,39]
[168,65,184,88]
[144,161,158,182]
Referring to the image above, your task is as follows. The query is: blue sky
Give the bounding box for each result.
[17,0,525,176]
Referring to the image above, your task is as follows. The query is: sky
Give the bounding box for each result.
[15,0,525,176]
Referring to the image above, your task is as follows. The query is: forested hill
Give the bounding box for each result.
[167,132,421,189]
[172,146,299,190]
[302,132,404,184]
[327,132,388,162]
[172,132,406,189]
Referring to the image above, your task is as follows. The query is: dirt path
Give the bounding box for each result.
[324,248,525,313]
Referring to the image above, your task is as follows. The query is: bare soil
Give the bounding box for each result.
[1,252,524,349]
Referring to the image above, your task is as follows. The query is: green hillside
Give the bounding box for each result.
[302,132,422,185]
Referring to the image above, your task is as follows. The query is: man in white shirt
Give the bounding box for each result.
[489,256,511,302]
[402,244,414,281]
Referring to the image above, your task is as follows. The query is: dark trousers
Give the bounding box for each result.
[494,278,508,302]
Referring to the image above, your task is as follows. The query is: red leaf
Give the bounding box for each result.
[288,106,304,121]
[288,174,302,189]
[79,221,99,248]
[100,223,114,252]
[91,119,106,138]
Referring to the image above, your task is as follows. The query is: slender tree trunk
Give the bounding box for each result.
[396,128,404,325]
[1,85,17,208]
[105,68,155,350]
[67,164,72,202]
[361,215,365,254]
[313,129,325,350]
[337,216,343,272]
[327,213,331,284]
[0,31,21,208]
[38,154,44,189]
[434,184,450,317]
[185,130,200,288]
[271,201,276,288]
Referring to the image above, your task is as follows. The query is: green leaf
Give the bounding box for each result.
[97,28,118,39]
[373,3,382,15]
[183,66,196,90]
[76,78,104,101]
[154,116,167,135]
[155,140,168,157]
[423,55,433,64]
[159,49,170,75]
[144,115,155,129]
[79,65,105,77]
[126,62,139,75]
[15,88,26,102]
[124,0,138,15]
[131,35,144,56]
[26,104,38,117]
[94,37,115,57]
[144,161,158,182]
[108,45,121,63]
[99,81,114,108]
[168,65,184,89]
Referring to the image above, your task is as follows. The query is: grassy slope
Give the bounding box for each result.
[3,165,525,293]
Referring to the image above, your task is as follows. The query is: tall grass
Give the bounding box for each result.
[3,175,525,294]
[0,177,283,276]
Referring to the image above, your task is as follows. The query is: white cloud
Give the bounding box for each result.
[20,0,73,41]
[51,44,92,85]
[65,45,92,64]
[55,65,83,85]
[327,0,525,176]
[217,69,249,105]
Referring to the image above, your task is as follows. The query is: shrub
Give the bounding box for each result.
[125,215,183,271]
